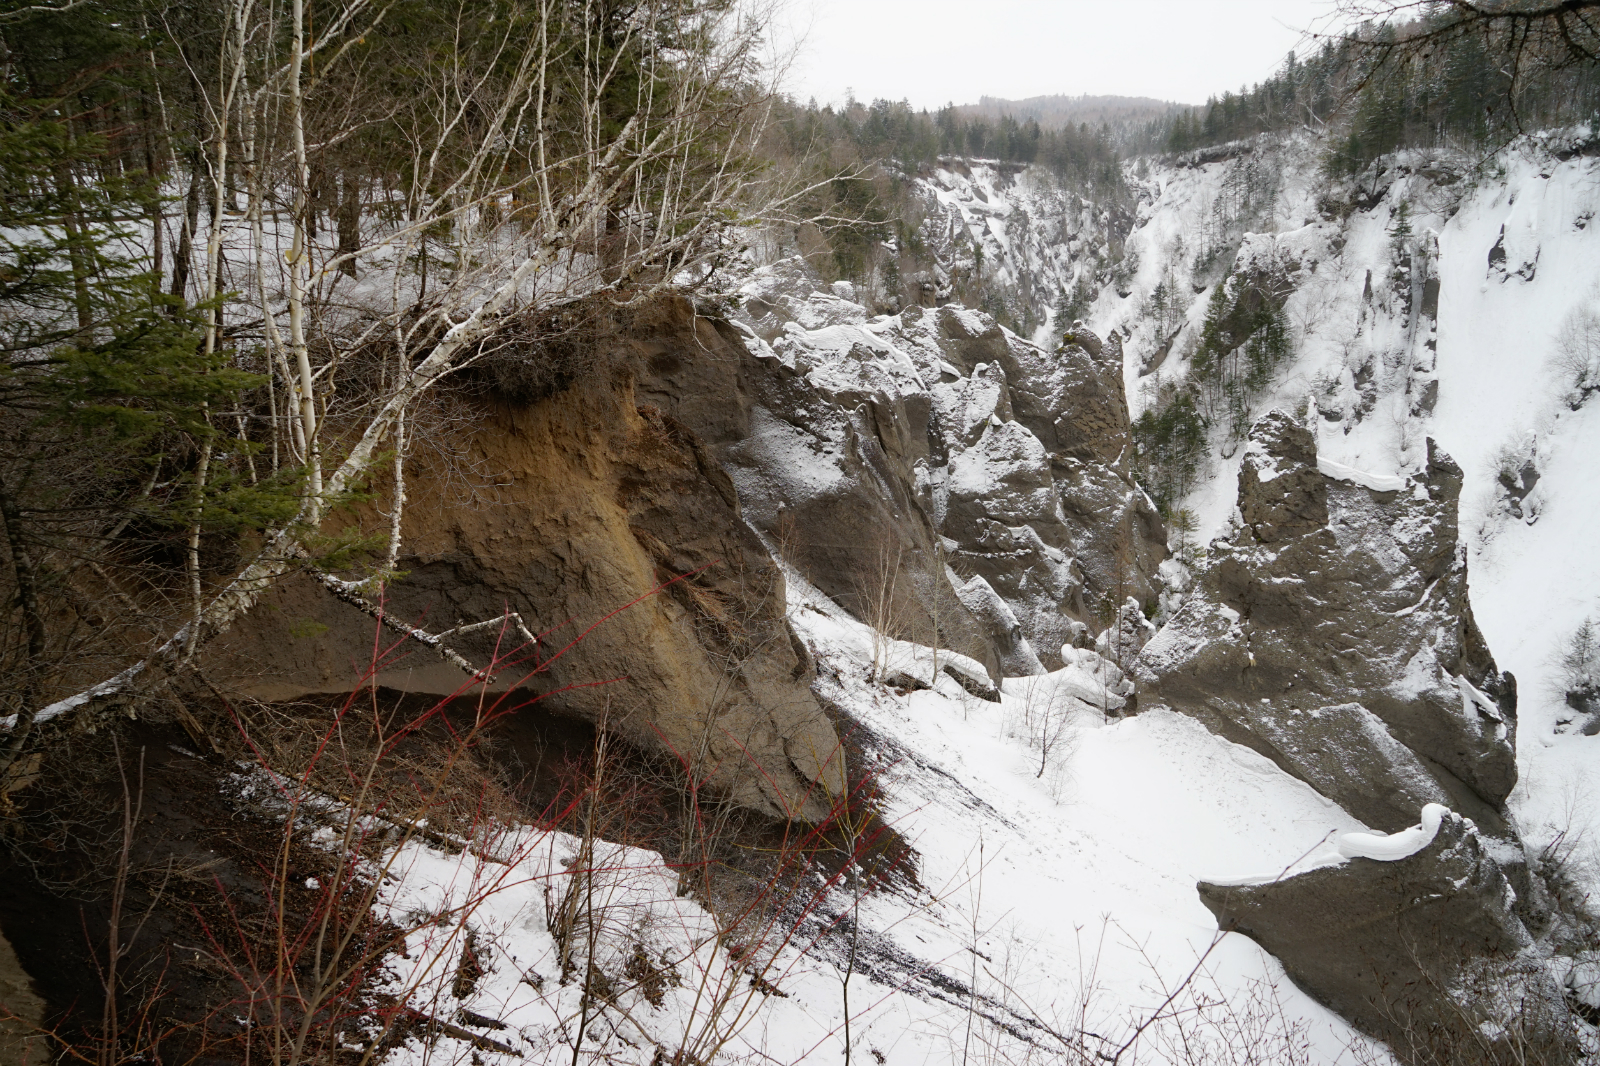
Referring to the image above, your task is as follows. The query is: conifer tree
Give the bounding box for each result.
[0,22,298,774]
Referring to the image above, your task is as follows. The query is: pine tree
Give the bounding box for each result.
[1389,201,1414,256]
[1131,390,1207,513]
[1194,277,1236,383]
[1562,618,1598,695]
[1389,201,1414,288]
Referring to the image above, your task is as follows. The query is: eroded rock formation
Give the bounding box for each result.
[1137,411,1518,837]
[205,263,1167,818]
[205,308,846,821]
[1200,812,1572,1065]
[670,259,1166,675]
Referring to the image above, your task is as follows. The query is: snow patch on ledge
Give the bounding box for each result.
[1317,456,1408,493]
[1337,803,1451,861]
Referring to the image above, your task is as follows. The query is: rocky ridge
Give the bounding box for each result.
[1136,409,1597,1063]
[709,258,1166,675]
[1137,411,1518,840]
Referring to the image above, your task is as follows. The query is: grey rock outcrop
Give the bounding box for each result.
[655,258,1165,673]
[1096,597,1158,677]
[1567,683,1600,735]
[1137,411,1517,837]
[1199,813,1573,1065]
[640,287,1017,676]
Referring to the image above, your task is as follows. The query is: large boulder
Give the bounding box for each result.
[1137,411,1517,837]
[1199,811,1573,1065]
[205,320,847,822]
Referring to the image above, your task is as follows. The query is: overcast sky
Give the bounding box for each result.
[776,0,1345,110]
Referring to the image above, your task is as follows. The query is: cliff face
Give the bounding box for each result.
[704,260,1166,675]
[1199,811,1573,1064]
[207,306,845,820]
[203,257,1172,817]
[1137,412,1517,837]
[21,134,1596,1066]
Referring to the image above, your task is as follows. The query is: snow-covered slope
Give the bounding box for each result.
[367,567,1387,1065]
[908,161,1132,346]
[304,134,1600,1066]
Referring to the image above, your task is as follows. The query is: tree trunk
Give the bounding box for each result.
[337,171,360,277]
[0,469,49,779]
[170,153,202,302]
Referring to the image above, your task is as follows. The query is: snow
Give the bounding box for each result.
[1336,804,1451,861]
[1317,456,1408,493]
[335,129,1600,1066]
[1474,380,1600,868]
[1419,141,1600,892]
[351,558,1389,1065]
[776,568,1382,1063]
[370,826,766,1065]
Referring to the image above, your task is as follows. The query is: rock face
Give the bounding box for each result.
[654,258,1165,675]
[206,309,846,822]
[1199,813,1573,1065]
[1137,411,1517,837]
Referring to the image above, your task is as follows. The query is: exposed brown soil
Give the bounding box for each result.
[202,301,846,821]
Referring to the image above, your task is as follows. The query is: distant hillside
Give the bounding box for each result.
[955,94,1192,152]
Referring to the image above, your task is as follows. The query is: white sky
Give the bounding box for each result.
[776,0,1345,111]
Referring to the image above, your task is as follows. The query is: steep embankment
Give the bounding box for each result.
[1095,130,1600,1052]
[9,134,1600,1066]
[205,302,847,821]
[886,133,1600,1053]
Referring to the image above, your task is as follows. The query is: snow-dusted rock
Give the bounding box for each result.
[1237,409,1330,542]
[1199,810,1572,1066]
[1137,412,1518,839]
[1094,596,1158,674]
[632,258,1167,672]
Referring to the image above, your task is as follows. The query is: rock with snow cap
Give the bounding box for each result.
[1095,596,1158,672]
[1236,410,1328,543]
[1199,809,1572,1066]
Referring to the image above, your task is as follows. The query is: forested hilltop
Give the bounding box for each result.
[744,5,1600,333]
[5,0,1600,1064]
